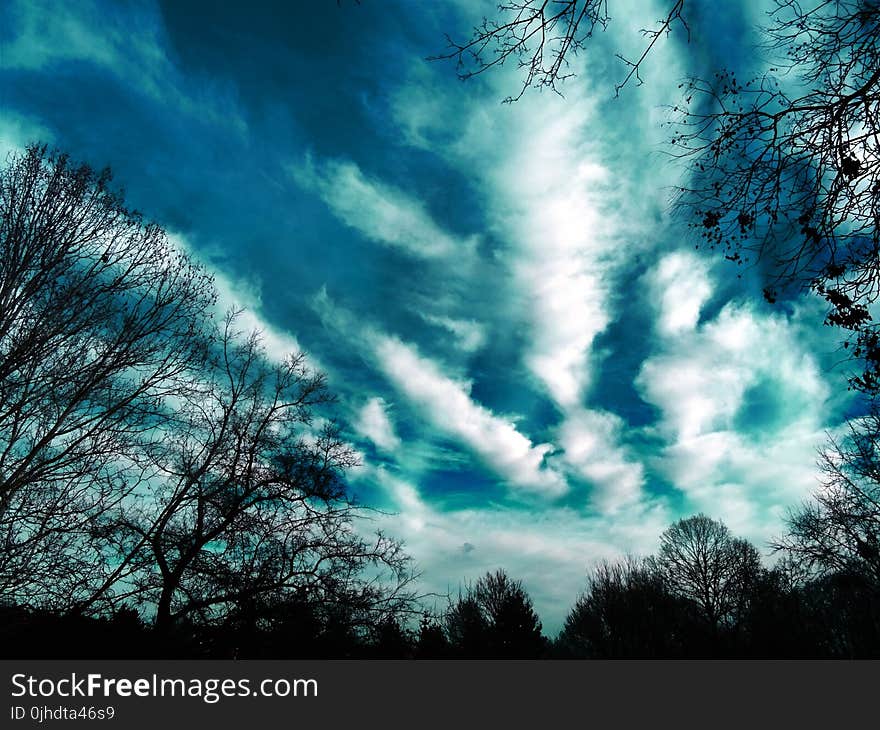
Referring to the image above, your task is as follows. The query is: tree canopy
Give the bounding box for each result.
[0,145,417,644]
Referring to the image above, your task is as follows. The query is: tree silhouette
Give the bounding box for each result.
[771,416,880,654]
[415,612,450,658]
[444,592,490,657]
[0,145,419,655]
[775,408,880,586]
[727,561,803,657]
[368,616,415,658]
[558,557,684,657]
[654,514,762,634]
[671,1,880,391]
[0,144,215,610]
[800,569,880,657]
[84,312,417,632]
[431,0,688,101]
[444,569,545,657]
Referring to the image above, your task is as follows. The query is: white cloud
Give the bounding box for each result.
[478,88,648,510]
[390,59,651,511]
[290,156,476,259]
[637,251,835,542]
[374,335,567,497]
[555,410,645,512]
[354,397,401,453]
[314,291,566,497]
[490,102,613,410]
[649,251,714,336]
[420,314,486,353]
[640,300,827,439]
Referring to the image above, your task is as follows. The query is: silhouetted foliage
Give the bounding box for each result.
[445,593,490,657]
[771,408,880,655]
[557,557,685,657]
[368,617,416,658]
[0,144,215,610]
[79,311,418,632]
[671,0,880,392]
[653,514,762,636]
[445,570,546,658]
[720,559,820,658]
[775,408,880,585]
[0,144,418,656]
[556,527,808,659]
[431,0,688,101]
[0,604,156,659]
[800,569,880,657]
[415,612,450,658]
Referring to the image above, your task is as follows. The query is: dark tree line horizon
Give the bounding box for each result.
[4,504,880,658]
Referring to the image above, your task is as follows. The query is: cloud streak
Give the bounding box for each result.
[407,65,648,511]
[291,155,476,259]
[354,397,402,453]
[374,335,567,496]
[315,291,567,497]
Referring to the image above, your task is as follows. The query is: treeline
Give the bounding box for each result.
[4,511,880,658]
[2,145,879,658]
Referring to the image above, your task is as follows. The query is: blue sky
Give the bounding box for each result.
[0,0,860,631]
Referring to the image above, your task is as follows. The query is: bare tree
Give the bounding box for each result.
[653,514,762,631]
[431,0,688,101]
[445,569,544,657]
[85,313,416,632]
[558,556,683,657]
[0,144,215,609]
[672,0,880,390]
[444,591,489,656]
[435,2,880,392]
[775,408,880,584]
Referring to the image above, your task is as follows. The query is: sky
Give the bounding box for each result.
[0,0,862,632]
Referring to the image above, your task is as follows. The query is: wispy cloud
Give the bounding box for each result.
[354,397,402,453]
[290,155,477,259]
[391,60,651,511]
[2,0,245,133]
[315,291,567,497]
[374,335,566,496]
[649,251,714,337]
[637,250,836,540]
[420,314,486,353]
[554,410,645,512]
